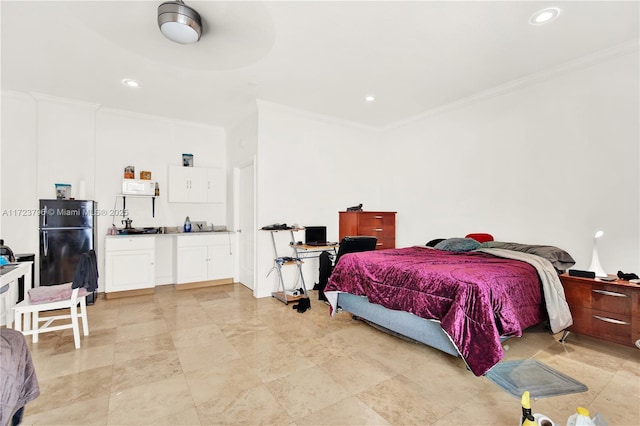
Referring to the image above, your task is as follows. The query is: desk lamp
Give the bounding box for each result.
[588,230,607,278]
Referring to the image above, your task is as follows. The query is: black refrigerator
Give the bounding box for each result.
[39,199,97,304]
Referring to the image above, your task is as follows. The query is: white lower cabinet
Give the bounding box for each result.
[105,237,155,295]
[176,234,234,285]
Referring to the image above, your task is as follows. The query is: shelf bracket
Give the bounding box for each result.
[120,195,156,218]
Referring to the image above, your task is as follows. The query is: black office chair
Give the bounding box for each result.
[334,236,378,267]
[316,236,378,301]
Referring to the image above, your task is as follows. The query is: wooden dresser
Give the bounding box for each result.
[338,211,396,250]
[559,273,640,349]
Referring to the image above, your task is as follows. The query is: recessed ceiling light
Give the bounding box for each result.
[365,95,375,102]
[122,79,140,88]
[529,7,561,25]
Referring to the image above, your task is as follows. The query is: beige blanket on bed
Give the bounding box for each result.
[477,247,573,333]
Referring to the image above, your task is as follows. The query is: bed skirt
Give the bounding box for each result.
[337,292,461,357]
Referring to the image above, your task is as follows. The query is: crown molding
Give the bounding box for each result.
[386,39,640,131]
[256,99,379,132]
[30,92,101,111]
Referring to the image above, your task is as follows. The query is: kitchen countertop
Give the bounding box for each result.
[106,230,234,238]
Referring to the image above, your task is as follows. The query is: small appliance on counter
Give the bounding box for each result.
[121,179,156,196]
[0,239,16,263]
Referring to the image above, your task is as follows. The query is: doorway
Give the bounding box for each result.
[235,158,255,291]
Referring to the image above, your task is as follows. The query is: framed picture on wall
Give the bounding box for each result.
[182,153,194,167]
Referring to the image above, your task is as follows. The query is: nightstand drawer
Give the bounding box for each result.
[589,308,632,346]
[569,306,632,346]
[563,280,632,315]
[591,286,631,316]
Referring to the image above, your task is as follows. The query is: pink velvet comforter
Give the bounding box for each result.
[325,246,546,376]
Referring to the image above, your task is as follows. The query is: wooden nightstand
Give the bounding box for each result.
[559,273,640,349]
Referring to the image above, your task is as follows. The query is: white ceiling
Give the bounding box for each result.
[2,1,638,129]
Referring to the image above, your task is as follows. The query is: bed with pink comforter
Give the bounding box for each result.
[325,246,566,376]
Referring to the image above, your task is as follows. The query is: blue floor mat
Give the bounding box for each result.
[485,359,588,399]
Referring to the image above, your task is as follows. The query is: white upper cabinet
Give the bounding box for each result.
[206,167,226,203]
[168,165,225,203]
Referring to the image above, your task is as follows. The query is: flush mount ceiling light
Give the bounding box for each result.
[365,95,376,102]
[158,0,202,44]
[529,7,561,25]
[121,78,140,88]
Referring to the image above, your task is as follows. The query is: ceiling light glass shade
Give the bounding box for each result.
[588,230,607,278]
[158,1,202,44]
[529,7,561,25]
[121,79,139,88]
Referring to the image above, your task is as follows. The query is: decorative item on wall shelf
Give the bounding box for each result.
[182,153,194,167]
[140,171,152,180]
[124,166,135,179]
[55,183,72,200]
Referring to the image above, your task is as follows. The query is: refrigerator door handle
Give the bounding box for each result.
[43,231,48,256]
[42,205,48,227]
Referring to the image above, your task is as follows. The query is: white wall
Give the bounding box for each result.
[1,92,228,290]
[1,92,38,258]
[254,101,383,298]
[34,94,98,200]
[252,49,639,300]
[382,50,639,273]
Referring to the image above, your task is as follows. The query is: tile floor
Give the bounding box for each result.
[11,283,640,425]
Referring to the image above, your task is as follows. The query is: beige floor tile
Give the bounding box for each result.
[241,341,315,383]
[226,328,288,356]
[170,322,225,348]
[357,333,447,375]
[21,394,110,425]
[154,406,202,425]
[402,356,490,407]
[26,365,113,415]
[196,384,295,425]
[357,374,457,424]
[264,366,351,418]
[111,349,183,393]
[117,302,163,326]
[112,331,175,363]
[318,352,397,394]
[107,374,194,425]
[589,369,640,425]
[214,315,271,339]
[11,283,638,426]
[33,343,115,381]
[298,396,391,425]
[175,335,242,373]
[162,306,216,331]
[115,318,168,342]
[185,357,263,406]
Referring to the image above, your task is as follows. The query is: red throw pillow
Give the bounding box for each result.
[465,233,494,244]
